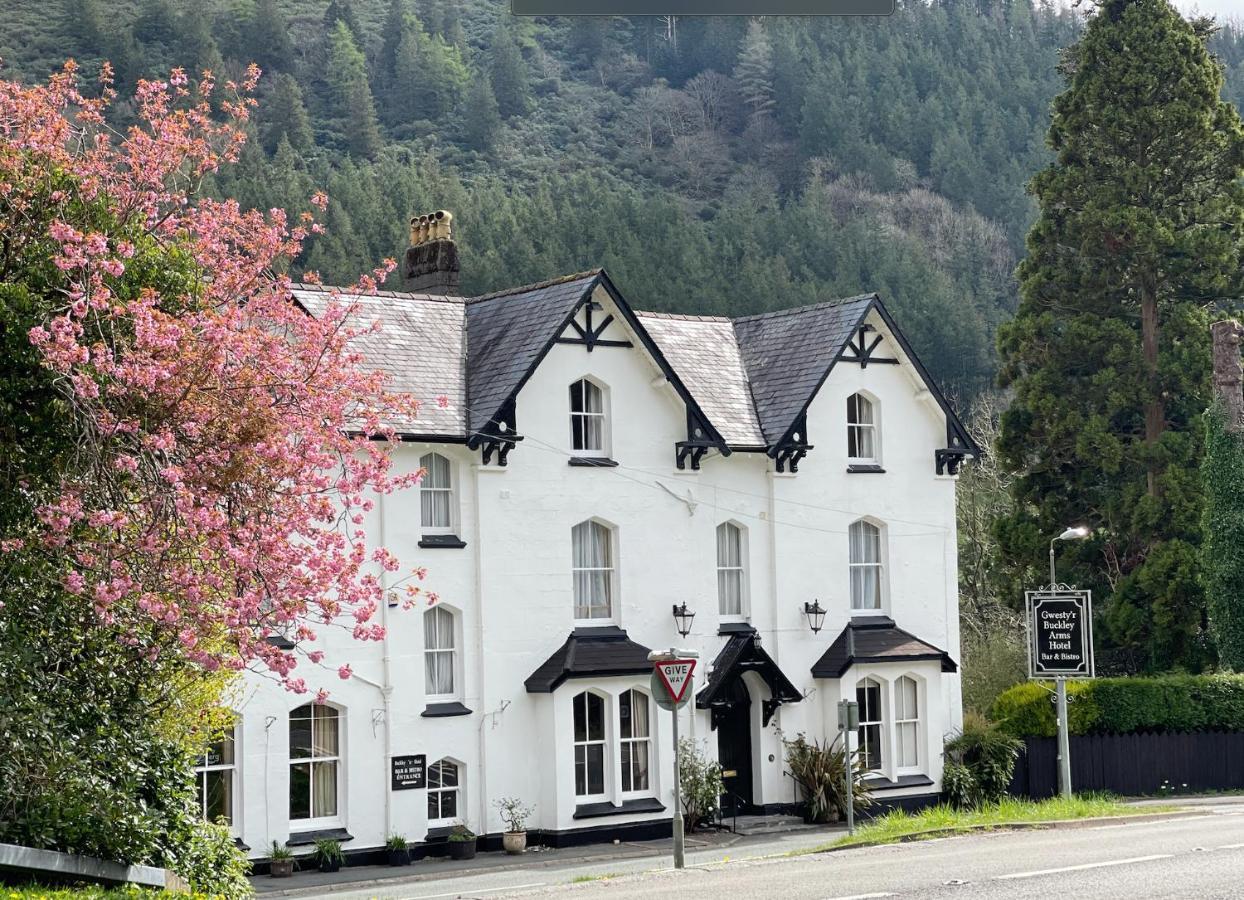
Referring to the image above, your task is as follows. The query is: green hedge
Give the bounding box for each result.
[991,675,1244,737]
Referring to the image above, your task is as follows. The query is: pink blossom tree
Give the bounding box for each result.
[1,62,423,690]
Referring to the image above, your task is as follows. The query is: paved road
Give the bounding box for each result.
[516,804,1244,900]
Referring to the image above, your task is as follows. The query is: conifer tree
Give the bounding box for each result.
[996,0,1244,672]
[248,0,296,74]
[327,21,383,159]
[462,71,501,151]
[734,19,775,122]
[489,24,530,119]
[324,0,364,45]
[261,73,315,153]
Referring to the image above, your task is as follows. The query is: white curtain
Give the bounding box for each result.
[570,380,605,452]
[896,676,919,768]
[621,690,650,792]
[849,520,882,609]
[420,453,452,529]
[847,394,876,460]
[717,523,744,615]
[425,606,455,695]
[573,521,612,618]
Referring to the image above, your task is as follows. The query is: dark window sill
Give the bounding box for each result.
[421,701,473,718]
[569,457,619,468]
[847,464,886,474]
[419,535,467,549]
[573,797,666,820]
[287,827,354,846]
[863,773,934,791]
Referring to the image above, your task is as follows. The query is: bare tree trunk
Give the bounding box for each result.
[1140,271,1164,497]
[1212,319,1244,433]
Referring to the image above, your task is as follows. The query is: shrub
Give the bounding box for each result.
[991,674,1244,736]
[313,838,345,867]
[677,738,723,832]
[494,797,534,833]
[942,712,1023,807]
[782,732,875,823]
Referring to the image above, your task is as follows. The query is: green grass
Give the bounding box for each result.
[818,794,1177,850]
[571,872,622,884]
[2,888,166,899]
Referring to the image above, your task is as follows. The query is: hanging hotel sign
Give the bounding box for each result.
[654,659,697,707]
[1025,588,1094,679]
[391,754,427,791]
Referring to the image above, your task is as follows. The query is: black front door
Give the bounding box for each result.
[715,679,753,815]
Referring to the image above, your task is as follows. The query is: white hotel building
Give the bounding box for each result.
[198,219,977,862]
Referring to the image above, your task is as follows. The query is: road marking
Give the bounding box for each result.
[994,854,1172,880]
[819,893,895,900]
[1218,842,1244,849]
[403,882,548,899]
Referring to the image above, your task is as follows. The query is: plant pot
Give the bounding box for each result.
[269,859,294,878]
[502,831,527,855]
[318,859,341,874]
[448,838,477,860]
[387,848,412,867]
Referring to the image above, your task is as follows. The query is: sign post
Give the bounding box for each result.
[1025,587,1093,799]
[836,700,859,836]
[649,651,697,870]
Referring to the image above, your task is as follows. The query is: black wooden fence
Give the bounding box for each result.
[1008,731,1244,798]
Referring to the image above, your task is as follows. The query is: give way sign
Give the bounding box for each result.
[654,659,697,705]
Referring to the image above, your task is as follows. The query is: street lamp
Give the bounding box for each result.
[1048,524,1090,801]
[671,602,695,637]
[803,600,827,634]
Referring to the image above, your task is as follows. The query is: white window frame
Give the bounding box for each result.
[573,691,610,801]
[419,451,456,535]
[569,377,609,458]
[849,518,886,612]
[426,758,462,826]
[856,677,885,773]
[716,521,749,621]
[894,675,922,773]
[847,392,879,464]
[288,703,343,827]
[572,519,617,624]
[424,605,459,700]
[619,689,654,797]
[195,724,238,832]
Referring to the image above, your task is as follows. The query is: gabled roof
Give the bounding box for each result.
[732,295,877,448]
[524,626,654,693]
[696,631,803,709]
[811,616,958,679]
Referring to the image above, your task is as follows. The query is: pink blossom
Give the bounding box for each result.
[337,664,352,680]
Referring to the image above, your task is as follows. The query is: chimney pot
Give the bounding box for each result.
[404,209,460,295]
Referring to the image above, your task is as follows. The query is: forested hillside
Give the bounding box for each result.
[2,0,1242,400]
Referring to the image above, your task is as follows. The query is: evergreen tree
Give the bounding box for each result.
[462,71,501,152]
[60,0,106,62]
[323,0,364,45]
[261,72,315,153]
[996,0,1244,672]
[326,21,383,159]
[734,19,775,122]
[248,0,296,74]
[378,0,408,87]
[489,24,530,119]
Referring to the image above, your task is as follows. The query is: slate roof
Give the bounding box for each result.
[732,295,877,447]
[290,284,466,436]
[811,616,958,679]
[635,313,766,449]
[696,631,803,709]
[524,626,655,693]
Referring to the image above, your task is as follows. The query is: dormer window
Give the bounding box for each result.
[570,378,608,457]
[847,393,878,464]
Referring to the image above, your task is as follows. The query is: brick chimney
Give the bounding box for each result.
[403,210,460,295]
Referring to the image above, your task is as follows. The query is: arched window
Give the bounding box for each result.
[573,691,607,798]
[572,520,615,621]
[427,758,460,824]
[847,393,878,463]
[895,676,920,770]
[856,678,883,772]
[195,724,236,827]
[289,703,340,822]
[619,689,652,794]
[570,378,607,455]
[419,452,454,533]
[849,519,883,610]
[716,522,746,617]
[424,606,456,698]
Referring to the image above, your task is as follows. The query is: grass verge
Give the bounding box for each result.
[816,794,1178,850]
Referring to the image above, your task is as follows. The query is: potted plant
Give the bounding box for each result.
[269,841,295,878]
[385,834,411,867]
[313,838,346,873]
[446,823,477,860]
[782,732,875,824]
[494,797,534,855]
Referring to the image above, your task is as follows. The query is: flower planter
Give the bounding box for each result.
[269,859,294,878]
[448,838,477,860]
[318,859,342,874]
[502,831,527,855]
[387,848,412,867]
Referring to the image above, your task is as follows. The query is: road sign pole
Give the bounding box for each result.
[1056,677,1071,798]
[672,700,684,869]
